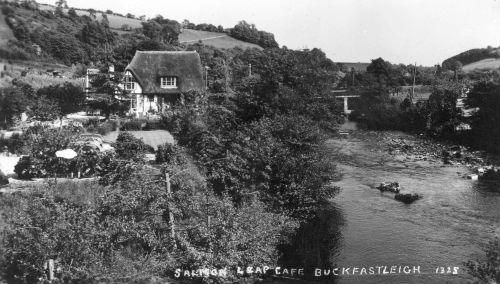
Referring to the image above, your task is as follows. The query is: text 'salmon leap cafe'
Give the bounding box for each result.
[174,265,460,278]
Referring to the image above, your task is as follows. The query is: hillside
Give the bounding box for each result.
[462,58,500,72]
[442,46,500,71]
[0,12,15,47]
[179,29,262,50]
[36,3,262,50]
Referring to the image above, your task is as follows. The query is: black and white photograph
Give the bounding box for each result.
[0,0,499,283]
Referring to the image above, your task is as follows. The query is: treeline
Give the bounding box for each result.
[228,20,279,49]
[349,57,500,153]
[182,19,225,33]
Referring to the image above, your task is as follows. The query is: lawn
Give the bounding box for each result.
[103,130,175,149]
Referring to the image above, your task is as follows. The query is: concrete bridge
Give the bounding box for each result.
[332,90,360,114]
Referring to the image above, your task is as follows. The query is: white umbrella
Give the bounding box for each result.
[55,149,78,159]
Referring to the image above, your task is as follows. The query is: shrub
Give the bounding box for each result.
[96,120,117,135]
[155,143,190,165]
[113,132,148,161]
[143,120,162,130]
[1,5,14,16]
[0,133,25,154]
[466,238,500,283]
[119,120,144,131]
[0,169,8,185]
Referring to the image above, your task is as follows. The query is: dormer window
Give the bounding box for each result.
[161,76,177,89]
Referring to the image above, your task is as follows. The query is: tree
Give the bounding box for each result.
[37,83,86,119]
[0,88,29,127]
[67,8,77,18]
[100,13,109,27]
[466,80,500,152]
[230,20,259,44]
[55,0,68,8]
[88,8,96,19]
[55,0,67,15]
[113,132,149,161]
[78,21,116,48]
[27,95,60,121]
[142,17,181,44]
[366,57,394,91]
[442,59,463,81]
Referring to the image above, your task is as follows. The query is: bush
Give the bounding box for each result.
[119,119,144,131]
[143,120,163,130]
[96,120,117,135]
[1,5,14,16]
[0,133,25,154]
[466,238,500,283]
[113,132,149,161]
[1,162,298,282]
[155,143,190,165]
[0,169,8,185]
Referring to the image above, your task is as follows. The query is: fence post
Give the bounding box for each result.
[44,259,54,282]
[165,173,176,246]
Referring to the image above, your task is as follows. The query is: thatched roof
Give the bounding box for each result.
[126,51,204,94]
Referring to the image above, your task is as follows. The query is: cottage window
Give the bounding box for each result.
[161,76,177,88]
[124,73,135,90]
[148,95,154,102]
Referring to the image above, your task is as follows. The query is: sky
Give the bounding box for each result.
[37,0,500,66]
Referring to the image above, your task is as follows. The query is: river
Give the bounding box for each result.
[322,121,500,283]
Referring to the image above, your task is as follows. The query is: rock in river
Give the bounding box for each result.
[394,193,422,204]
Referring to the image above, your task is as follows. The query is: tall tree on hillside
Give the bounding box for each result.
[230,20,260,44]
[142,16,181,44]
[88,8,96,20]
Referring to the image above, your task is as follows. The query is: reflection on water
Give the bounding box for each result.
[277,203,344,282]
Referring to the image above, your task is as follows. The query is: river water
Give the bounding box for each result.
[323,121,500,283]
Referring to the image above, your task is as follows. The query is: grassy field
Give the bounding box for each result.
[180,29,262,50]
[462,58,500,72]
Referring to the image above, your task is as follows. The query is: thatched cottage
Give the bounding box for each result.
[123,50,204,117]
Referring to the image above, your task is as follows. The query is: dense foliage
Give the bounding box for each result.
[0,80,84,128]
[466,238,500,283]
[465,78,500,153]
[349,57,500,153]
[228,20,279,49]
